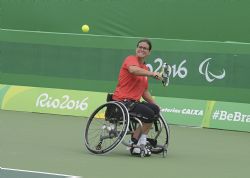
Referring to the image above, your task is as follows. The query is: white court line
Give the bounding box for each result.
[0,166,82,178]
[1,28,249,45]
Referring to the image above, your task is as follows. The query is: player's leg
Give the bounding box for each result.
[129,102,159,156]
[132,102,160,141]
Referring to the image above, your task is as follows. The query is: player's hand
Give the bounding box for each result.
[153,72,163,81]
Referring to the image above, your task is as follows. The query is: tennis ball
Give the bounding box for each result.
[82,24,89,32]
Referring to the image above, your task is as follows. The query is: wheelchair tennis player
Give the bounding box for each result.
[111,39,168,156]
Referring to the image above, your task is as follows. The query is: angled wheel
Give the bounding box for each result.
[84,102,129,154]
[147,113,170,154]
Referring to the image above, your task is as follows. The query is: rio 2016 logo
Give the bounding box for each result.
[36,93,88,111]
[147,57,226,83]
[147,58,188,79]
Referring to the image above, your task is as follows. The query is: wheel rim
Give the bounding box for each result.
[84,102,129,154]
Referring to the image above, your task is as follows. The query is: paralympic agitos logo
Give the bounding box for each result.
[198,58,226,82]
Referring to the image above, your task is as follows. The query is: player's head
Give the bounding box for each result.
[136,39,152,58]
[137,39,152,51]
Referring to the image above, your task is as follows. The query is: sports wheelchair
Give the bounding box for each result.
[84,94,170,157]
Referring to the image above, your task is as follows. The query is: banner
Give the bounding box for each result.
[202,101,250,132]
[0,84,249,132]
[156,96,206,127]
[157,96,250,132]
[0,85,106,117]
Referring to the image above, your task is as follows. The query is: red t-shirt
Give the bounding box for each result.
[112,55,148,101]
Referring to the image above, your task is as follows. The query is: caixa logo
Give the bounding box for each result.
[36,93,88,111]
[199,58,226,82]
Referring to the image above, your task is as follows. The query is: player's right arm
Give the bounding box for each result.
[128,65,163,80]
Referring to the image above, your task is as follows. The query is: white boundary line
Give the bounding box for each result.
[0,166,82,178]
[1,27,249,45]
[0,27,135,39]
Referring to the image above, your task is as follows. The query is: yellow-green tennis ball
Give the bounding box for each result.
[82,24,89,32]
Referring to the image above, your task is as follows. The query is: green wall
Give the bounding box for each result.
[1,30,250,104]
[1,0,250,43]
[1,0,250,104]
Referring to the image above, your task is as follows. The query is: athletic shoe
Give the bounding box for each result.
[130,145,151,157]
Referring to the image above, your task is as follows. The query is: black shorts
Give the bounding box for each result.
[122,101,160,123]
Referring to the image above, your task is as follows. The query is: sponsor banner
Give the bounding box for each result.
[1,84,250,132]
[204,101,250,132]
[0,85,106,117]
[156,96,206,127]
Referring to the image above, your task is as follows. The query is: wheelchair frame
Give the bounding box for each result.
[84,101,170,157]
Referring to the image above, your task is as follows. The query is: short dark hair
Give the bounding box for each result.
[137,39,152,51]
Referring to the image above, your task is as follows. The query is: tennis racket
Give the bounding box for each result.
[160,63,171,87]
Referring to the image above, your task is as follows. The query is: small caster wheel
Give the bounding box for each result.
[162,149,167,158]
[140,150,145,158]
